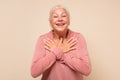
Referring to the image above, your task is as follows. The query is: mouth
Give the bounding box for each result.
[56,23,65,27]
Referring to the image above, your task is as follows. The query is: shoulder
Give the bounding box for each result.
[69,30,85,40]
[70,30,87,47]
[37,31,52,41]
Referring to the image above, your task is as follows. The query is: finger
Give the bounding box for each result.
[64,47,76,53]
[44,40,51,46]
[46,38,54,44]
[68,38,77,45]
[45,38,54,45]
[69,40,77,48]
[58,38,63,46]
[67,37,74,43]
[63,38,67,44]
[69,47,76,51]
[44,42,50,48]
[44,45,51,51]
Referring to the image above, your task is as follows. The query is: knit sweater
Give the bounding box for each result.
[31,30,91,80]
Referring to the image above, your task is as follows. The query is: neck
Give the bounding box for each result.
[53,29,69,39]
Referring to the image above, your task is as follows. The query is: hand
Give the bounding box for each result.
[60,37,77,53]
[44,38,64,60]
[44,38,57,52]
[44,37,77,53]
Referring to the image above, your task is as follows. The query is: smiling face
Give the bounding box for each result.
[49,7,70,34]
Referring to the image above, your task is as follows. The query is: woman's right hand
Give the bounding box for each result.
[44,38,58,52]
[44,37,77,53]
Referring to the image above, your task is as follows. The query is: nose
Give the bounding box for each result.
[58,16,63,22]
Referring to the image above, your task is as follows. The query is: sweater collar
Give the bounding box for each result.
[48,29,74,40]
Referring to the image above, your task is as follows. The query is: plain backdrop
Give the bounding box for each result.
[0,0,120,80]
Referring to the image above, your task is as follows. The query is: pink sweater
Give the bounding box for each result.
[31,30,91,80]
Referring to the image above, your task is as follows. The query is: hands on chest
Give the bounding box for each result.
[44,37,77,53]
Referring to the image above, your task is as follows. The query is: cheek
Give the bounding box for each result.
[64,18,69,22]
[51,18,57,23]
[50,20,56,27]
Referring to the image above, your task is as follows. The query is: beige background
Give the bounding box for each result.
[0,0,120,80]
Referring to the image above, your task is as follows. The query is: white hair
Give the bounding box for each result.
[49,5,70,21]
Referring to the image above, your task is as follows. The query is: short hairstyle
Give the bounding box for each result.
[49,5,70,21]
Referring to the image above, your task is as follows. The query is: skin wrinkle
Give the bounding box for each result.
[31,5,91,80]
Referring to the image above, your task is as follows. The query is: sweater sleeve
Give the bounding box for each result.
[31,35,56,78]
[63,33,91,76]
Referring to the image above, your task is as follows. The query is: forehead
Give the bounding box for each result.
[51,8,68,14]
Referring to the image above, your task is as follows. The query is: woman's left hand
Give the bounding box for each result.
[44,37,77,53]
[60,37,77,53]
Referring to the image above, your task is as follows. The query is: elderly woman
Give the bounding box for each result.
[31,5,91,80]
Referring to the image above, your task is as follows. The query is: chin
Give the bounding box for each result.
[57,30,68,35]
[56,28,67,32]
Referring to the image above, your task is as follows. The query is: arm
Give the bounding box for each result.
[63,34,91,76]
[31,36,56,78]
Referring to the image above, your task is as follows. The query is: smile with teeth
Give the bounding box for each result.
[56,23,65,26]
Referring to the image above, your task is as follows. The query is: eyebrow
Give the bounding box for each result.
[52,12,68,15]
